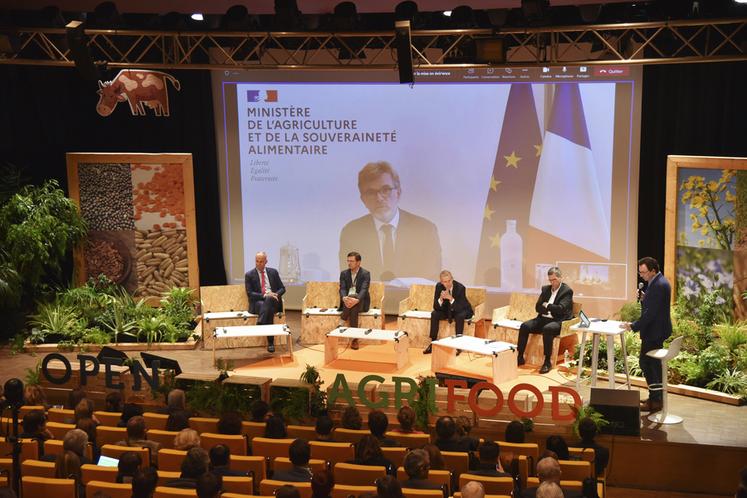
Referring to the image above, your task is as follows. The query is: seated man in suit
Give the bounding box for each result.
[338,251,371,350]
[423,270,473,354]
[399,449,442,490]
[209,444,247,477]
[471,441,511,477]
[272,438,314,482]
[517,266,574,374]
[245,251,286,353]
[520,457,581,498]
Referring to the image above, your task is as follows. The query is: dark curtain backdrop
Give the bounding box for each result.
[0,65,227,286]
[638,61,747,267]
[1,62,746,287]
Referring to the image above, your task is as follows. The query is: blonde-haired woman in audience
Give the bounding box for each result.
[174,428,201,451]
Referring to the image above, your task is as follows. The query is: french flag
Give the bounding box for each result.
[529,83,610,258]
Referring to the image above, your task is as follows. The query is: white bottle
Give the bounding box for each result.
[500,219,523,290]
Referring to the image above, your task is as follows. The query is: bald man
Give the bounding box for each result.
[245,251,286,353]
[461,481,485,498]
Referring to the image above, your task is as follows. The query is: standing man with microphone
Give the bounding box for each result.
[622,257,672,413]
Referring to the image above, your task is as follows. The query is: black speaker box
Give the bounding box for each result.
[395,20,414,84]
[435,371,485,389]
[589,387,640,436]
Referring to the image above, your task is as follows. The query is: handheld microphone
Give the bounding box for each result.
[637,282,644,302]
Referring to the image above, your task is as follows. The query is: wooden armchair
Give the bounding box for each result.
[300,281,342,345]
[397,284,486,348]
[490,293,581,366]
[357,281,386,330]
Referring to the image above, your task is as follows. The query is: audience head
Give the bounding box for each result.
[536,457,562,484]
[217,411,243,435]
[23,385,47,407]
[460,481,485,498]
[578,417,598,443]
[341,405,362,430]
[540,449,558,460]
[545,435,569,460]
[181,447,210,479]
[289,438,311,466]
[120,403,144,425]
[505,420,526,443]
[368,410,389,438]
[403,449,430,480]
[250,399,270,422]
[174,428,201,451]
[166,389,187,412]
[166,410,190,432]
[311,470,334,498]
[126,415,147,440]
[478,440,500,463]
[536,481,564,498]
[76,417,96,442]
[455,415,473,437]
[376,475,403,498]
[105,391,123,412]
[22,410,46,435]
[74,398,95,422]
[63,428,89,458]
[67,386,86,410]
[117,451,142,481]
[315,415,334,438]
[265,414,288,438]
[132,467,158,498]
[356,435,383,462]
[209,444,231,468]
[196,471,222,498]
[435,416,456,440]
[276,485,301,498]
[422,444,444,470]
[54,450,82,480]
[396,406,417,433]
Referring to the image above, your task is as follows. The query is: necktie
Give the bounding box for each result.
[382,224,395,272]
[260,271,266,294]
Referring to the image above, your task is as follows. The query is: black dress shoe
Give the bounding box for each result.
[351,339,360,350]
[423,344,433,354]
[539,363,552,374]
[267,344,275,353]
[517,356,526,366]
[456,349,462,356]
[641,399,663,412]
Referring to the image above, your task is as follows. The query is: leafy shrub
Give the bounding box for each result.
[619,301,641,323]
[706,368,747,397]
[714,322,747,351]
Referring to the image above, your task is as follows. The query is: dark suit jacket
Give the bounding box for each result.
[338,267,371,312]
[272,465,313,482]
[434,436,475,453]
[470,462,512,478]
[399,478,442,490]
[534,283,574,321]
[212,466,248,477]
[339,209,441,281]
[433,280,473,317]
[245,267,286,314]
[632,272,672,345]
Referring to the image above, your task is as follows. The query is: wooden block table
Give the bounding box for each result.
[212,324,293,363]
[431,335,518,385]
[324,327,410,370]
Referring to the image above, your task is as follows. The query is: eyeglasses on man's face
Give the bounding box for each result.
[362,185,397,199]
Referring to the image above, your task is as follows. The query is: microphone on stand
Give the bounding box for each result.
[637,282,644,302]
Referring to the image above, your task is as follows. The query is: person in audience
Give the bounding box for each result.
[273,438,314,482]
[736,466,747,498]
[341,406,363,430]
[461,481,485,498]
[19,409,54,455]
[376,475,403,498]
[422,444,445,470]
[577,418,609,477]
[455,415,479,450]
[166,410,191,432]
[314,415,334,442]
[311,470,334,498]
[54,450,85,498]
[349,435,394,475]
[174,428,201,451]
[67,386,87,411]
[164,389,190,415]
[64,428,91,464]
[472,441,510,477]
[545,435,570,460]
[75,398,101,425]
[76,416,100,460]
[505,420,526,443]
[165,447,210,488]
[196,471,223,498]
[23,384,49,409]
[250,400,270,422]
[536,481,564,498]
[433,416,475,452]
[399,449,441,490]
[520,457,582,498]
[392,406,423,434]
[368,410,398,447]
[105,391,122,413]
[116,415,162,465]
[132,467,159,498]
[265,414,288,439]
[0,488,17,498]
[209,444,246,477]
[540,450,558,460]
[217,411,243,435]
[276,484,301,498]
[118,403,144,427]
[116,451,142,483]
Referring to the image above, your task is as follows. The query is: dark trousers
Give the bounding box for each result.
[640,340,664,401]
[429,308,469,340]
[341,302,362,328]
[255,297,281,346]
[517,316,562,363]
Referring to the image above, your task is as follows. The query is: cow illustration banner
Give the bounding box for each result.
[96,69,181,117]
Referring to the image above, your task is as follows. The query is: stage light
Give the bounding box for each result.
[443,10,452,17]
[191,13,204,21]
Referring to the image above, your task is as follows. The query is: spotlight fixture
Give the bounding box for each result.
[191,13,204,21]
[443,10,452,17]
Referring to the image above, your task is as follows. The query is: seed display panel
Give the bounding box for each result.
[66,153,199,301]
